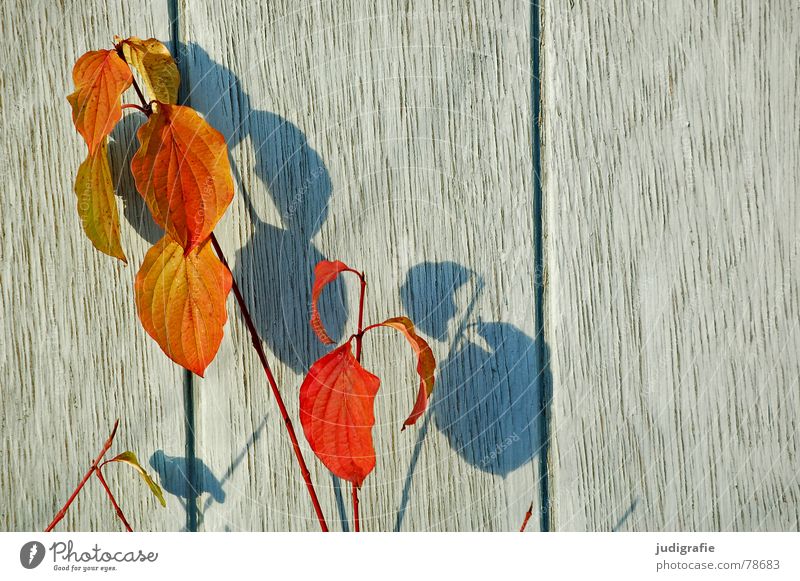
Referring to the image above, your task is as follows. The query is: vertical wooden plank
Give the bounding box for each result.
[178,0,541,530]
[544,1,800,530]
[0,0,186,530]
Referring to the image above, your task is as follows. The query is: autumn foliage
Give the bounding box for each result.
[301,260,437,492]
[45,420,165,532]
[66,38,437,532]
[67,37,233,376]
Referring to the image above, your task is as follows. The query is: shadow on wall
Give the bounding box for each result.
[148,450,224,532]
[113,41,347,374]
[149,450,225,504]
[148,417,268,531]
[108,113,162,245]
[395,261,550,530]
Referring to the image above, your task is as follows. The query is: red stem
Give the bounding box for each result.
[116,44,148,106]
[352,484,360,533]
[353,271,367,361]
[45,420,119,532]
[121,103,148,114]
[116,47,152,116]
[94,467,133,532]
[352,270,367,532]
[210,234,329,532]
[520,502,533,532]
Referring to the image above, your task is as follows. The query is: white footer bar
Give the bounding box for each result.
[1,532,797,580]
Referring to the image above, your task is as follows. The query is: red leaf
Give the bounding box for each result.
[299,343,380,486]
[374,317,436,428]
[130,102,234,253]
[134,236,232,376]
[67,50,132,154]
[310,260,356,344]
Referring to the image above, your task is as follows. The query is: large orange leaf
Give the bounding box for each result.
[310,260,357,344]
[131,103,233,253]
[73,139,126,262]
[299,343,380,486]
[374,317,436,428]
[134,235,232,376]
[119,37,180,103]
[67,49,132,154]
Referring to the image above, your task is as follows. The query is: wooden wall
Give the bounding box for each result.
[0,0,796,531]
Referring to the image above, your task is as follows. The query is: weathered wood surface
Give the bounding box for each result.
[180,0,539,531]
[544,0,800,531]
[3,0,798,533]
[0,0,186,531]
[0,0,540,532]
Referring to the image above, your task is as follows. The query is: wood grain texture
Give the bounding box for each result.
[543,0,800,530]
[178,0,541,531]
[0,0,186,531]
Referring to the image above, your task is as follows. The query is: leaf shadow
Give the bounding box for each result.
[108,112,162,245]
[394,261,550,530]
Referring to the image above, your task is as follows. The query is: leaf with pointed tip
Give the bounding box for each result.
[73,139,127,262]
[107,451,166,507]
[300,343,380,486]
[120,37,180,104]
[67,49,132,154]
[373,317,436,428]
[131,103,234,253]
[134,236,232,376]
[310,260,356,344]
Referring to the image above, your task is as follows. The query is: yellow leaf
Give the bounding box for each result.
[135,236,232,376]
[73,140,126,262]
[108,451,166,507]
[121,37,180,104]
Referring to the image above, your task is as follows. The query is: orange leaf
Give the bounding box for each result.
[310,260,357,344]
[120,37,180,103]
[73,139,127,262]
[131,103,234,253]
[374,317,436,428]
[299,343,380,486]
[67,49,132,154]
[134,235,232,376]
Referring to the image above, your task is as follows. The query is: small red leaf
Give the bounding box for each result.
[374,317,436,428]
[67,50,132,154]
[299,342,380,486]
[310,260,356,344]
[134,236,232,376]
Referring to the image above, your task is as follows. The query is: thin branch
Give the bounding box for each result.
[94,467,133,532]
[352,484,360,533]
[353,271,367,361]
[45,420,120,532]
[209,233,329,532]
[520,502,533,532]
[115,44,151,116]
[115,43,149,107]
[121,103,148,114]
[351,269,367,532]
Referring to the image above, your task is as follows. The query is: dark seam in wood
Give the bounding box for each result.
[169,0,199,533]
[531,0,552,533]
